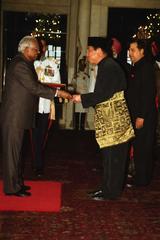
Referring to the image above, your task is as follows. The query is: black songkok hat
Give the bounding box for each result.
[88,36,113,55]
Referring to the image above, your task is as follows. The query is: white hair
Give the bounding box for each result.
[18,35,37,53]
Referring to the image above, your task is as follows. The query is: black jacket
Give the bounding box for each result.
[81,57,126,108]
[126,57,156,121]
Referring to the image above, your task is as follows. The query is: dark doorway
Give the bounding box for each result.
[107,8,160,61]
[3,11,67,84]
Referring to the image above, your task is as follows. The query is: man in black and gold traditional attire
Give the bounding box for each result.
[73,37,134,200]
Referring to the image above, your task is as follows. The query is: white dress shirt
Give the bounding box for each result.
[34,57,61,113]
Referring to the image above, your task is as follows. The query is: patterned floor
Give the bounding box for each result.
[0,129,160,240]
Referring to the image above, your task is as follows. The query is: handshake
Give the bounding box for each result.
[56,90,81,103]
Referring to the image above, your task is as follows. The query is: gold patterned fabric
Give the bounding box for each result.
[95,91,135,149]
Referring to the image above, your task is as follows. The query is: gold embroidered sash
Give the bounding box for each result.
[95,91,135,148]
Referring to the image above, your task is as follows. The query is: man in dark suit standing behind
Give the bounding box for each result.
[0,36,72,197]
[126,39,157,186]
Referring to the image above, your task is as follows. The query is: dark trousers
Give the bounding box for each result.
[1,125,24,193]
[101,142,129,199]
[32,113,49,171]
[156,109,160,146]
[133,123,155,186]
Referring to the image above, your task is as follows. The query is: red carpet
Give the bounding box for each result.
[0,181,62,212]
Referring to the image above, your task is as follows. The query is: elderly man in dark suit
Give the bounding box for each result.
[0,36,72,197]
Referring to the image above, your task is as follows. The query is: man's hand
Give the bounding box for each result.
[57,90,72,100]
[135,117,144,129]
[72,94,81,103]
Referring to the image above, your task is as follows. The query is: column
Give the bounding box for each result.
[65,0,91,129]
[77,0,91,62]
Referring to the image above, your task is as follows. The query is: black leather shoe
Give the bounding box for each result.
[88,189,102,197]
[21,185,31,191]
[35,169,44,177]
[91,193,118,201]
[91,193,106,201]
[5,189,31,197]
